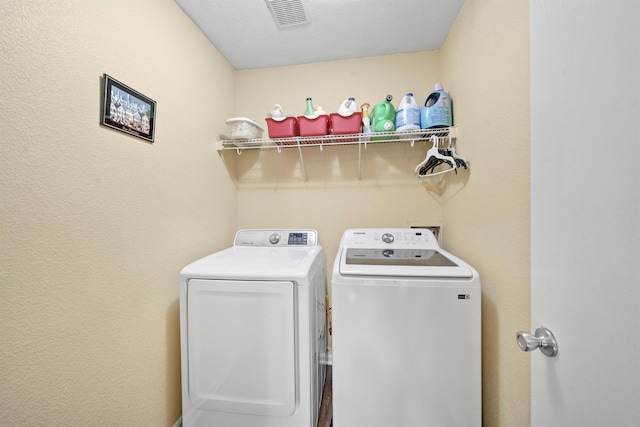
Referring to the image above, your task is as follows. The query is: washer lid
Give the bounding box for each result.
[339,247,474,278]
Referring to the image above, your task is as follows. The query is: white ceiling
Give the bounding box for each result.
[175,0,465,70]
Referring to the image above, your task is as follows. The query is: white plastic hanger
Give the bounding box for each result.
[415,135,456,177]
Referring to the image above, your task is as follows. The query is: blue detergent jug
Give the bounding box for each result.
[421,83,452,128]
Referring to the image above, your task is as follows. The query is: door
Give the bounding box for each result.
[530,1,640,425]
[187,279,296,417]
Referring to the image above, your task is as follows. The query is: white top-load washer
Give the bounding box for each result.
[179,229,326,427]
[331,228,481,427]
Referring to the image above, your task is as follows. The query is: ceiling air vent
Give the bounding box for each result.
[265,0,309,28]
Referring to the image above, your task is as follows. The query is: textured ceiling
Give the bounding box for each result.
[176,0,465,70]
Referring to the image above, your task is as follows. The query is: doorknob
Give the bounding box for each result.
[516,326,558,357]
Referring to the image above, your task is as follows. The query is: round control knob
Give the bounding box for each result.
[269,233,281,245]
[382,249,394,258]
[381,233,395,244]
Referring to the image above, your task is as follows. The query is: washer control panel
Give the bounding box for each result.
[234,229,318,247]
[338,228,474,278]
[340,228,439,249]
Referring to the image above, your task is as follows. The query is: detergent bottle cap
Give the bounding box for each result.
[406,93,414,97]
[434,82,444,91]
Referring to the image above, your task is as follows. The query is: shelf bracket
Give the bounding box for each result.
[297,142,308,181]
[358,141,362,180]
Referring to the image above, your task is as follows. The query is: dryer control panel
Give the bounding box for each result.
[234,229,318,247]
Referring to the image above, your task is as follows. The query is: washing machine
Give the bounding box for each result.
[331,228,481,427]
[179,229,327,427]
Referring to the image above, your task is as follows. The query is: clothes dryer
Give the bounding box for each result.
[179,229,326,427]
[331,228,481,427]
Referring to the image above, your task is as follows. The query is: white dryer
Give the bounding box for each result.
[331,228,481,427]
[179,229,326,427]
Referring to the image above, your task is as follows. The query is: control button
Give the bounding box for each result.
[382,233,394,244]
[269,233,281,245]
[382,249,394,257]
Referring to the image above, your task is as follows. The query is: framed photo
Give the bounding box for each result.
[101,74,156,143]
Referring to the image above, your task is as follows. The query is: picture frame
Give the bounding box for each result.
[100,74,156,143]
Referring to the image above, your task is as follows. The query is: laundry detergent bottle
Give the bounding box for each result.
[304,97,316,117]
[338,97,358,116]
[371,95,396,132]
[395,93,421,131]
[421,83,452,128]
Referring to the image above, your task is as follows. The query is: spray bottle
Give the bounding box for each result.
[360,103,372,134]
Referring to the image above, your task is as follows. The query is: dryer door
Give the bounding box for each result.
[186,279,296,417]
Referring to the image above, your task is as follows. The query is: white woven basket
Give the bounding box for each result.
[225,117,264,140]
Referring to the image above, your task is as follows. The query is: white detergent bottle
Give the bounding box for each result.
[395,93,421,131]
[338,97,357,116]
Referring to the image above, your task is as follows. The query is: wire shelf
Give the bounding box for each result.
[216,127,458,181]
[216,127,455,151]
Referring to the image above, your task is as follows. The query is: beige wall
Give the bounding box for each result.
[0,1,236,426]
[440,0,531,425]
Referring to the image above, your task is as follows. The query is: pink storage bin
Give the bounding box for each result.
[330,112,362,135]
[297,115,330,137]
[265,117,299,139]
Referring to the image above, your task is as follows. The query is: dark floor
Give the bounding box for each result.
[318,366,333,427]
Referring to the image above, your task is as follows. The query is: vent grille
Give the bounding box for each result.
[265,0,309,28]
